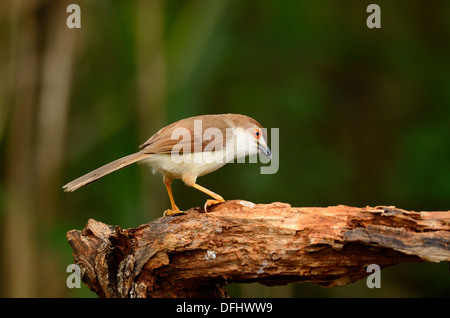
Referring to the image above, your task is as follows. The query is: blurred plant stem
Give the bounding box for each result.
[2,0,79,297]
[36,2,79,224]
[135,0,167,219]
[3,0,39,297]
[35,1,80,297]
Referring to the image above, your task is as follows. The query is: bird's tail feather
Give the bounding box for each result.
[63,152,149,192]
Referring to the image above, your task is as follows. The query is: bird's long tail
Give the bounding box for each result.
[63,152,150,192]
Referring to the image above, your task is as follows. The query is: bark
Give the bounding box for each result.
[66,200,450,298]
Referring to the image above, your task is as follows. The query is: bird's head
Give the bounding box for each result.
[231,115,272,160]
[250,126,272,159]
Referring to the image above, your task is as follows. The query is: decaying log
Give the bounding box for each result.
[66,200,450,297]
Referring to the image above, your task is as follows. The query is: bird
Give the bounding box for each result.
[63,113,272,215]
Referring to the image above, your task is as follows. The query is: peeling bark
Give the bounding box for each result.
[67,200,450,298]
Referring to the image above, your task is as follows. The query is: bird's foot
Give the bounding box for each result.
[204,198,225,212]
[163,208,184,217]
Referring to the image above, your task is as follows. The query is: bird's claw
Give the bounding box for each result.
[163,209,183,217]
[204,198,225,212]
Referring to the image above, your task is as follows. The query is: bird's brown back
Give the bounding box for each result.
[139,114,262,155]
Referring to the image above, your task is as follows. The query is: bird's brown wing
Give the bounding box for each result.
[139,115,234,154]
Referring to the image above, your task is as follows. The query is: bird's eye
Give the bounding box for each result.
[253,129,261,139]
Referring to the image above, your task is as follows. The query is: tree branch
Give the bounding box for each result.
[66,200,450,297]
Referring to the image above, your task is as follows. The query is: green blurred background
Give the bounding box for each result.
[0,0,449,297]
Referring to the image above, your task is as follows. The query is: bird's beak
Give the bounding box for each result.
[258,143,272,160]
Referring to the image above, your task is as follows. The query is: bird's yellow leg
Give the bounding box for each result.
[163,177,182,216]
[191,183,225,212]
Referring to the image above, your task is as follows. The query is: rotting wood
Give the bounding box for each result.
[67,200,450,297]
